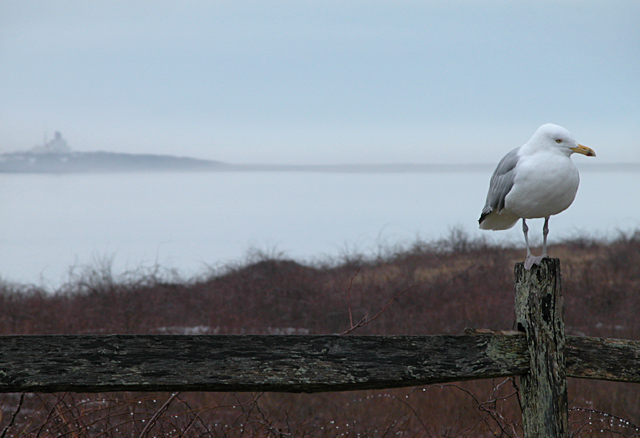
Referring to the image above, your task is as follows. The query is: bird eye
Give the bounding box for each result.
[555,139,562,144]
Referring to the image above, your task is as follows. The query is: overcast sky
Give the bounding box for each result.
[1,1,639,164]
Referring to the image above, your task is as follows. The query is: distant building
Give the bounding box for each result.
[31,131,72,154]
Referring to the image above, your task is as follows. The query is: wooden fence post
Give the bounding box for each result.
[515,258,568,438]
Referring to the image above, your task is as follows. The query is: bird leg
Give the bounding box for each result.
[523,217,551,270]
[522,219,532,257]
[542,216,550,257]
[523,218,537,269]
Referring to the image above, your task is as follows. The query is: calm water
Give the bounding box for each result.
[1,169,638,287]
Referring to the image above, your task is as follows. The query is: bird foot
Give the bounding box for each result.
[524,254,549,270]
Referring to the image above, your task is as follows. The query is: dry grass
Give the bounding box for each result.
[1,230,639,436]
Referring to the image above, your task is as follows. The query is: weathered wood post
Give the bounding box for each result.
[515,258,568,438]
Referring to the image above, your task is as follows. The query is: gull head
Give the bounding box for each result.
[530,123,596,157]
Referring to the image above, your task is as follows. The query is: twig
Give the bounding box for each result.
[27,394,64,438]
[391,392,431,434]
[251,394,293,437]
[438,383,518,438]
[345,266,362,329]
[0,393,25,438]
[569,407,640,435]
[341,282,417,335]
[137,392,180,438]
[34,392,67,438]
[178,394,221,436]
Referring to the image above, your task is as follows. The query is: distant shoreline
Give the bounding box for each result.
[214,162,640,173]
[0,150,637,174]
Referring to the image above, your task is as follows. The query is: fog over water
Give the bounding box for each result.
[1,168,638,288]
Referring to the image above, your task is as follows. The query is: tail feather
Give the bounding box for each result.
[478,208,519,230]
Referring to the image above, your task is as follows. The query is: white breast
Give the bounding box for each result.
[504,151,580,219]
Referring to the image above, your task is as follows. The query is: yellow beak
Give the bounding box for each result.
[571,144,596,157]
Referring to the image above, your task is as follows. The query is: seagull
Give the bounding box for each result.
[479,123,596,269]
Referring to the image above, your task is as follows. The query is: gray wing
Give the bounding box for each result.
[478,147,520,223]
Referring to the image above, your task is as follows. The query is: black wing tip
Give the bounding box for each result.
[478,207,492,225]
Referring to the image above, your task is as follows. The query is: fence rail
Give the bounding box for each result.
[1,333,639,394]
